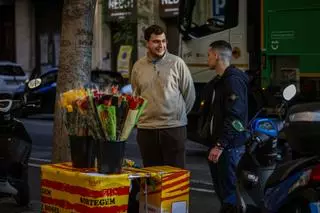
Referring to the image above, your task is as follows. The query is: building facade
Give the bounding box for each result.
[0,0,179,77]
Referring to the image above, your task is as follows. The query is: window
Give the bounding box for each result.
[0,65,25,76]
[41,71,57,86]
[180,0,239,38]
[193,0,238,31]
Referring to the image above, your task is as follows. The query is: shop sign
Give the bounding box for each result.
[105,0,137,22]
[159,0,180,18]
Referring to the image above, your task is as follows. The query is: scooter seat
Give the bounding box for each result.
[265,156,319,189]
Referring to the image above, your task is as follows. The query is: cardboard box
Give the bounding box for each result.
[137,166,190,213]
[41,163,190,213]
[41,162,130,213]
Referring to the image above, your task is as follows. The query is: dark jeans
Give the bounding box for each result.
[208,145,245,205]
[136,126,186,168]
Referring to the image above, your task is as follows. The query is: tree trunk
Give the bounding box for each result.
[52,0,97,163]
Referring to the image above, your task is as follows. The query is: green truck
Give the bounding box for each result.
[261,0,320,101]
[179,0,320,107]
[178,0,320,142]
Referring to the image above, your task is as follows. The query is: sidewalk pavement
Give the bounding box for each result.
[0,199,41,213]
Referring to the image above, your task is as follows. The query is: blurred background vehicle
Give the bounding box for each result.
[0,92,32,206]
[14,68,129,117]
[0,61,28,94]
[15,67,57,116]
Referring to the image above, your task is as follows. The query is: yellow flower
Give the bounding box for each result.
[60,88,87,109]
[66,105,73,112]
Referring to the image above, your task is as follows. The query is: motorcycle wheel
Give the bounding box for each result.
[13,168,29,206]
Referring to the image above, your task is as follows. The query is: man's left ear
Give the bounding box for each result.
[215,52,219,60]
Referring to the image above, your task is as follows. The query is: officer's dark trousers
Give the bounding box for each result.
[136,126,186,168]
[208,145,245,205]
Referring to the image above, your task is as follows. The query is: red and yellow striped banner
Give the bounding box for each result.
[41,163,190,213]
[139,166,190,213]
[41,163,130,213]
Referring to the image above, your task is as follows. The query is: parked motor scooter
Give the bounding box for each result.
[225,84,296,212]
[233,85,320,212]
[0,92,32,206]
[262,101,320,213]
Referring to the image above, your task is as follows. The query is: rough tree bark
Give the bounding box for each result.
[52,0,97,163]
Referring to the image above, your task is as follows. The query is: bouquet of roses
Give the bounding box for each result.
[59,85,147,171]
[60,84,147,145]
[89,86,147,142]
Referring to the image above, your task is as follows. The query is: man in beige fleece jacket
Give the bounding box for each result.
[131,24,195,168]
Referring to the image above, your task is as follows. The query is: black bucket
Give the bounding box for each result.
[97,140,126,174]
[69,136,95,168]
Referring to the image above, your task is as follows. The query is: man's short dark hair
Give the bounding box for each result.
[209,40,232,63]
[209,40,232,52]
[144,25,165,41]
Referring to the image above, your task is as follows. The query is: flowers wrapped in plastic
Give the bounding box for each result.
[59,89,94,168]
[59,85,147,173]
[92,91,147,142]
[59,88,88,136]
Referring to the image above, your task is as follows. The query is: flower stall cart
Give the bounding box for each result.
[40,86,190,213]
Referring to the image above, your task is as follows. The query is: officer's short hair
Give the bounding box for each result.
[209,40,232,63]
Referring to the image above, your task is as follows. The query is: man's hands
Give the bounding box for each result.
[208,146,223,163]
